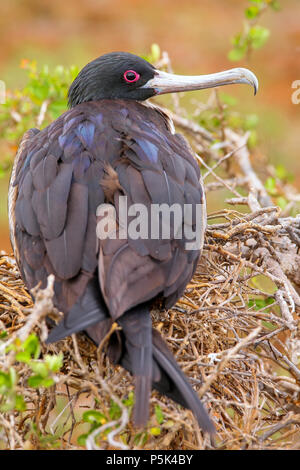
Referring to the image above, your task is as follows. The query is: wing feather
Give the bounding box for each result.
[10,99,209,431]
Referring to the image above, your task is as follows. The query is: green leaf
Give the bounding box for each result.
[0,396,16,412]
[0,368,18,394]
[150,427,161,436]
[9,367,17,387]
[220,92,238,106]
[151,44,161,62]
[82,410,107,425]
[228,47,246,62]
[275,164,288,180]
[231,32,243,47]
[265,177,277,195]
[163,420,175,429]
[21,334,40,359]
[15,351,31,363]
[244,113,259,130]
[277,196,288,210]
[249,26,270,49]
[270,0,281,11]
[15,394,27,411]
[122,391,134,408]
[155,404,164,425]
[134,431,149,446]
[134,431,148,446]
[27,375,54,388]
[41,377,55,387]
[48,101,67,119]
[44,353,63,372]
[226,407,235,418]
[54,65,64,75]
[29,361,49,378]
[77,433,88,446]
[109,400,121,420]
[247,130,258,148]
[0,371,11,393]
[261,320,277,331]
[245,5,260,19]
[248,297,275,311]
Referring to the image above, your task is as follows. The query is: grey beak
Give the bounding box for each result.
[143,67,258,96]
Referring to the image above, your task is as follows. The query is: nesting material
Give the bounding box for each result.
[0,193,299,449]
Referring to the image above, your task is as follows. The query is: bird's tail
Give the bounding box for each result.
[117,305,153,428]
[46,278,214,432]
[102,304,214,433]
[151,329,215,434]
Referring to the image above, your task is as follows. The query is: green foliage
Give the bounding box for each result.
[0,334,63,413]
[155,404,164,425]
[264,164,293,209]
[226,407,235,419]
[77,396,168,447]
[108,398,122,420]
[228,1,280,62]
[248,296,275,311]
[77,409,108,446]
[265,176,277,195]
[0,367,26,412]
[142,43,161,64]
[82,409,107,425]
[148,43,161,63]
[26,349,63,389]
[197,95,259,145]
[150,426,161,436]
[77,395,132,446]
[13,333,41,362]
[248,297,278,332]
[0,60,78,177]
[27,422,62,450]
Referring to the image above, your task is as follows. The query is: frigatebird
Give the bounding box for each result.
[8,52,258,433]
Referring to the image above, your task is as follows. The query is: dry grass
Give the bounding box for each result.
[0,198,299,449]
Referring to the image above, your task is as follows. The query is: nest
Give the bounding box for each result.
[1,200,300,449]
[1,65,300,449]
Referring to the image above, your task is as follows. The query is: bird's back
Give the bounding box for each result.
[9,99,214,432]
[10,99,206,320]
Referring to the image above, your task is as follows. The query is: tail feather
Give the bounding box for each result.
[47,284,215,433]
[46,277,109,343]
[117,304,152,428]
[84,310,215,433]
[151,329,215,434]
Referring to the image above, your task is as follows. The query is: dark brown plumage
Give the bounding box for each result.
[9,52,258,433]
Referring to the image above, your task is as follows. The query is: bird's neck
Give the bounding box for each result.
[141,100,175,135]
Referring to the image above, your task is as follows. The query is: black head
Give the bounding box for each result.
[68,52,156,107]
[68,52,259,108]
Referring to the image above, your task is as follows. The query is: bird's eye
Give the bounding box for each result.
[123,70,140,83]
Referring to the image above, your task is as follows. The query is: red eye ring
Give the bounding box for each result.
[123,70,140,83]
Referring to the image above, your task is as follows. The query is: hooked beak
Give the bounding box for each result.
[143,67,258,96]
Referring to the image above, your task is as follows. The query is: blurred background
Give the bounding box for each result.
[0,0,299,252]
